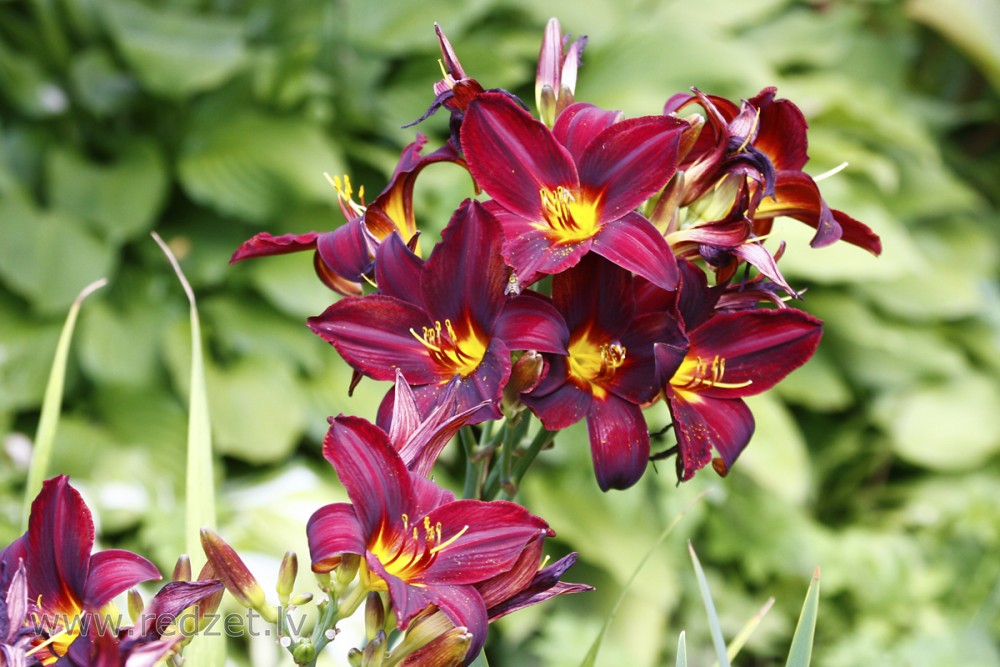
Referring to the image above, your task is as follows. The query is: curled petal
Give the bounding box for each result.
[587,395,650,491]
[229,232,319,264]
[307,503,366,573]
[84,550,161,609]
[667,390,755,481]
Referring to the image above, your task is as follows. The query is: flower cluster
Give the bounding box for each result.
[0,476,222,666]
[216,18,880,664]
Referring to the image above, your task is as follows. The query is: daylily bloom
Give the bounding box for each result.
[521,254,681,490]
[664,87,882,255]
[653,263,822,480]
[308,199,568,423]
[307,415,554,663]
[230,134,461,295]
[535,18,587,127]
[0,476,161,665]
[460,91,690,291]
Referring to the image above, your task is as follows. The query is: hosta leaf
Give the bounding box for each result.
[101,0,247,98]
[47,141,168,242]
[908,0,1000,93]
[178,107,343,223]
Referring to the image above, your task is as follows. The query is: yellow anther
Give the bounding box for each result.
[430,525,469,555]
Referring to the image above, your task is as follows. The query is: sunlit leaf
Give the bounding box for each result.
[785,568,820,667]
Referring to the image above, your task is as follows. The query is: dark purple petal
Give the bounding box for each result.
[431,585,489,662]
[409,341,509,424]
[138,580,225,637]
[552,253,634,333]
[833,208,882,256]
[83,550,161,609]
[423,200,505,329]
[418,500,551,584]
[316,218,374,282]
[586,394,650,491]
[552,103,623,164]
[578,114,687,219]
[229,232,319,264]
[306,503,366,573]
[461,92,579,220]
[494,292,569,355]
[324,416,413,535]
[591,212,679,291]
[521,366,591,430]
[729,242,798,298]
[749,88,810,172]
[26,476,94,607]
[486,553,592,621]
[667,390,755,481]
[375,232,426,305]
[688,309,822,398]
[497,207,594,284]
[308,295,441,384]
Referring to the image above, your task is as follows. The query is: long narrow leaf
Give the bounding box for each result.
[579,490,710,667]
[717,596,775,666]
[689,541,731,667]
[153,232,225,665]
[785,567,821,667]
[22,278,107,528]
[676,632,687,667]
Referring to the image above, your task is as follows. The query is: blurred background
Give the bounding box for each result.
[1,0,999,665]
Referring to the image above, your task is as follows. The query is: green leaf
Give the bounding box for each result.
[908,0,1000,93]
[785,568,821,667]
[0,293,62,412]
[676,632,687,667]
[738,394,812,505]
[874,374,1000,470]
[0,190,116,315]
[101,0,247,98]
[47,141,168,242]
[689,542,731,667]
[23,278,107,528]
[152,232,225,665]
[178,107,343,222]
[68,47,139,117]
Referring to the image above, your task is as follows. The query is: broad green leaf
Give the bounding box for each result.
[77,297,167,387]
[22,278,106,527]
[0,42,68,117]
[178,107,343,223]
[908,0,1000,93]
[874,374,1000,470]
[0,293,62,412]
[773,346,853,413]
[738,394,812,505]
[785,568,821,667]
[101,0,247,98]
[68,47,138,117]
[47,141,168,242]
[0,190,116,315]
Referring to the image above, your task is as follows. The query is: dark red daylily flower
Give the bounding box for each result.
[230,135,461,295]
[307,416,553,663]
[460,91,689,291]
[308,199,568,424]
[653,264,822,481]
[0,476,161,666]
[665,87,881,255]
[521,254,681,491]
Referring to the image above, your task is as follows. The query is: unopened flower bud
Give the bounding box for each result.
[347,648,363,667]
[292,639,317,665]
[364,592,385,642]
[127,588,144,624]
[200,528,277,622]
[336,553,361,589]
[503,350,545,416]
[535,18,587,127]
[290,592,313,606]
[363,630,387,667]
[277,551,298,606]
[173,554,192,582]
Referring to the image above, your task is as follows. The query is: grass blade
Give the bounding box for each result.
[22,278,107,528]
[689,541,731,667]
[579,490,710,667]
[153,232,224,665]
[785,567,821,667]
[716,596,775,666]
[676,631,687,667]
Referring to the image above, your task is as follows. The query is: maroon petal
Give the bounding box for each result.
[494,292,569,355]
[418,500,551,585]
[499,208,593,284]
[26,476,94,607]
[756,171,841,247]
[486,552,592,621]
[307,503,366,573]
[749,88,810,172]
[729,242,798,298]
[591,213,679,291]
[313,252,363,296]
[139,580,225,637]
[324,416,412,535]
[586,394,650,491]
[423,200,505,329]
[229,232,319,264]
[688,308,822,398]
[667,390,754,481]
[84,550,161,609]
[521,361,591,431]
[374,232,426,305]
[578,114,687,219]
[833,208,882,256]
[308,295,440,384]
[316,218,374,282]
[552,103,623,164]
[461,92,579,220]
[552,253,634,334]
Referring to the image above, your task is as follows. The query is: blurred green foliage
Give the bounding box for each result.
[1,0,999,665]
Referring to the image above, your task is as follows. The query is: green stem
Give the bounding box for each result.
[501,426,555,501]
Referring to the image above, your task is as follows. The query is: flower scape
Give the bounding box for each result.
[5,18,880,667]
